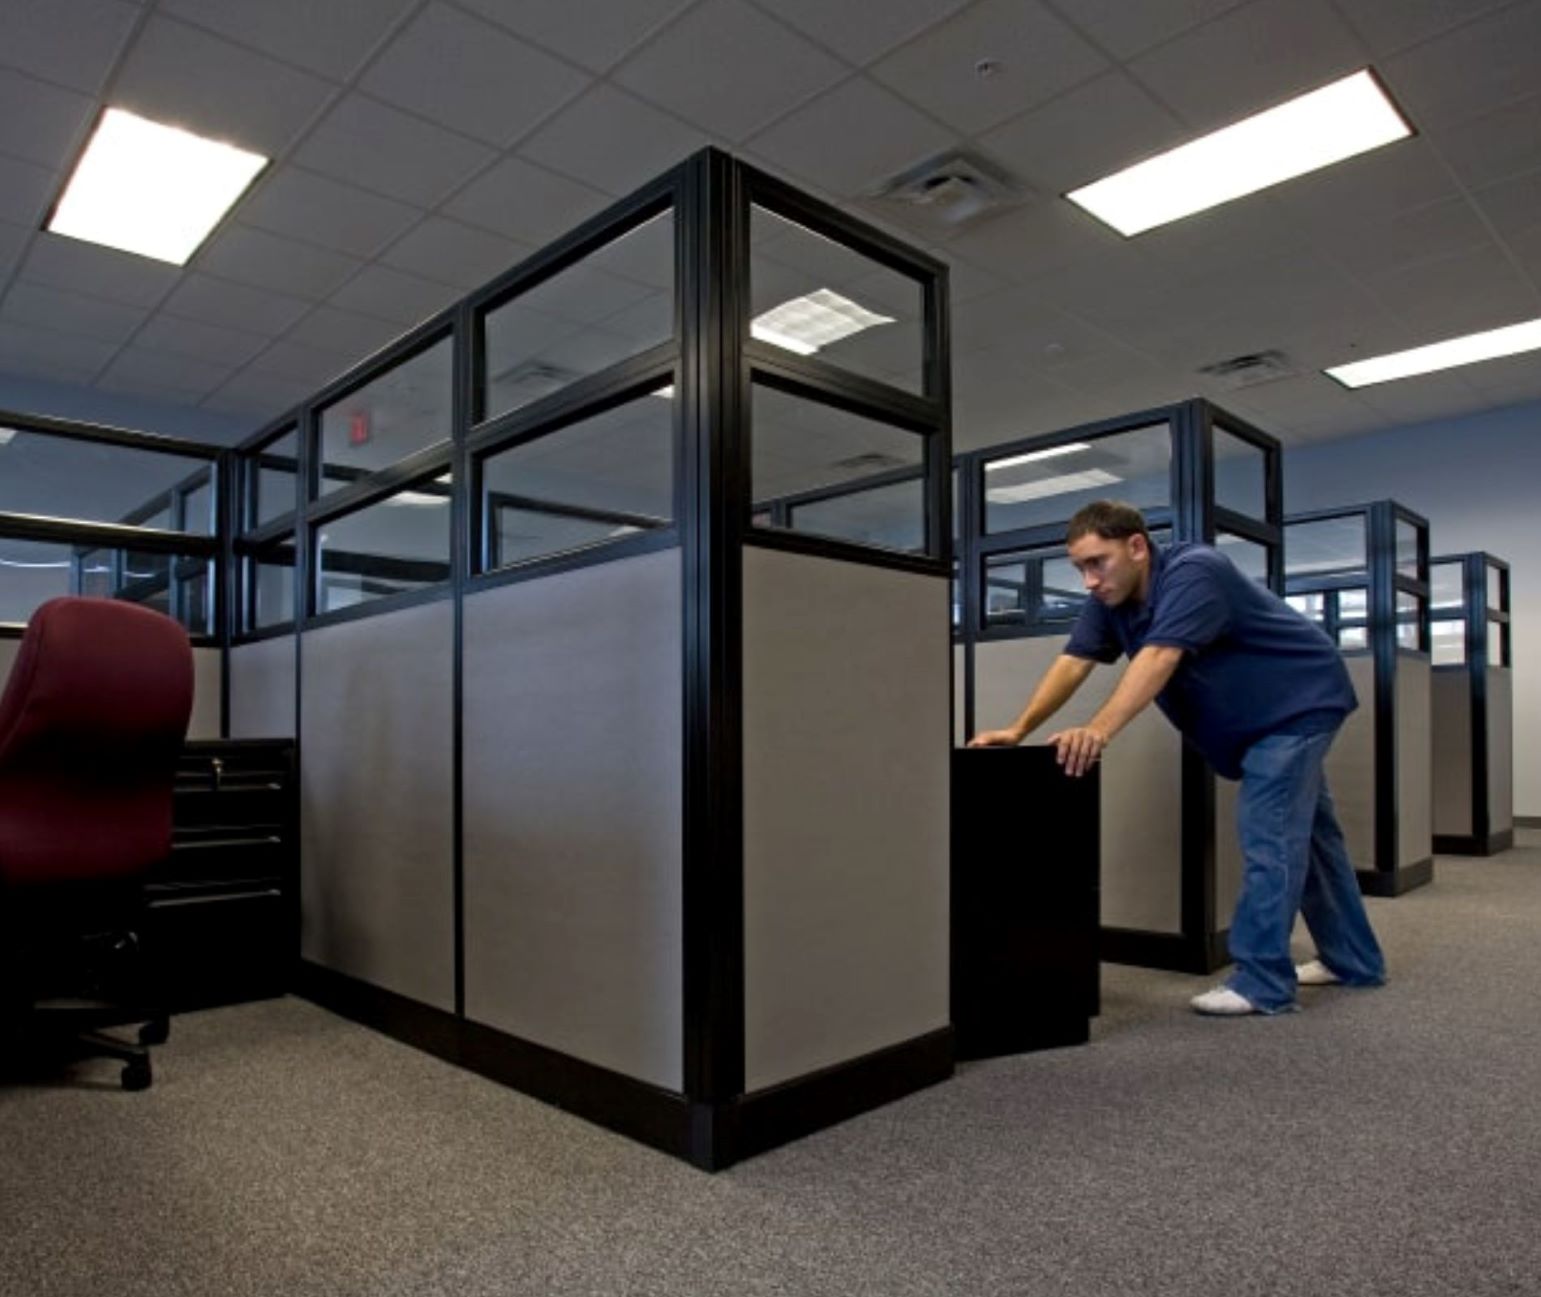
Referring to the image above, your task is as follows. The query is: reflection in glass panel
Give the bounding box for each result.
[1338,587,1368,619]
[1430,561,1463,610]
[0,538,72,623]
[1213,426,1266,520]
[78,549,114,598]
[174,561,214,636]
[1286,593,1325,622]
[1486,563,1504,613]
[251,428,299,527]
[751,383,924,553]
[483,390,673,571]
[119,550,172,616]
[1431,619,1466,666]
[1217,532,1269,585]
[1395,518,1420,579]
[1285,515,1365,577]
[984,424,1170,534]
[251,540,296,630]
[483,209,674,422]
[984,547,1087,626]
[181,478,214,535]
[1396,591,1424,652]
[1339,626,1368,650]
[0,430,215,531]
[750,206,924,394]
[790,479,924,553]
[951,568,960,631]
[985,559,1028,625]
[317,487,451,612]
[320,337,453,494]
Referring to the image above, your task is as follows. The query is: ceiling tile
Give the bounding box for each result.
[201,369,316,420]
[1267,138,1460,230]
[293,94,497,208]
[1,281,147,345]
[329,265,459,327]
[1129,0,1364,133]
[361,3,590,147]
[1474,170,1541,239]
[1333,0,1517,58]
[1126,198,1314,277]
[1351,370,1487,424]
[978,71,1186,196]
[0,320,117,382]
[0,223,28,280]
[113,16,338,158]
[1049,0,1249,61]
[0,67,95,170]
[98,345,236,401]
[1384,2,1541,128]
[1426,92,1541,190]
[135,314,272,367]
[381,217,534,290]
[1365,243,1541,336]
[747,77,958,199]
[0,154,58,229]
[455,0,697,74]
[614,0,847,142]
[247,338,359,387]
[158,0,418,81]
[1309,197,1495,277]
[764,0,971,66]
[444,155,611,246]
[20,234,181,308]
[519,85,712,195]
[239,168,423,259]
[942,199,1126,285]
[287,306,402,357]
[161,273,313,336]
[195,225,363,302]
[869,0,1107,136]
[0,0,139,96]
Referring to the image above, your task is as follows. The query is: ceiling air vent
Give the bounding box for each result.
[868,150,1021,230]
[832,451,908,472]
[1197,349,1299,390]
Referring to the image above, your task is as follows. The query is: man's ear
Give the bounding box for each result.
[1128,532,1150,562]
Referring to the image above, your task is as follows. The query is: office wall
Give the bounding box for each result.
[1432,670,1472,837]
[1324,657,1376,869]
[741,547,949,1092]
[1490,668,1514,833]
[1397,655,1433,867]
[1284,399,1538,816]
[229,636,297,738]
[189,646,221,740]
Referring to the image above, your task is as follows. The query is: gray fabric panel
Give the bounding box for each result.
[1431,670,1473,838]
[189,646,222,740]
[1397,656,1432,868]
[1324,658,1375,869]
[300,601,454,1011]
[461,549,683,1091]
[1215,777,1242,925]
[742,548,949,1093]
[229,635,297,738]
[954,644,966,747]
[0,640,18,690]
[1489,668,1514,834]
[973,639,1184,934]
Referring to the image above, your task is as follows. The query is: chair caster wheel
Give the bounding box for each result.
[139,1018,169,1046]
[122,1059,152,1092]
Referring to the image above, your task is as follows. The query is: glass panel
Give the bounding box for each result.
[0,430,215,531]
[319,337,453,495]
[1494,629,1509,668]
[984,559,1028,626]
[181,477,214,535]
[1395,518,1420,580]
[0,538,72,622]
[984,546,1087,627]
[1430,561,1463,611]
[751,383,924,553]
[1,541,206,629]
[78,548,114,598]
[1338,587,1368,619]
[789,479,924,553]
[750,205,924,393]
[1339,626,1368,651]
[482,209,675,422]
[1217,532,1269,585]
[1285,515,1365,577]
[117,550,171,616]
[316,486,452,612]
[951,566,961,632]
[177,561,214,636]
[1213,426,1266,520]
[483,389,674,571]
[250,428,299,528]
[984,424,1170,534]
[1431,619,1466,666]
[1286,592,1325,622]
[1486,563,1504,613]
[1396,591,1424,652]
[250,540,297,630]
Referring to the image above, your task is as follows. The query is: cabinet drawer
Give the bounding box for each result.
[158,835,288,888]
[144,888,293,1011]
[175,783,289,831]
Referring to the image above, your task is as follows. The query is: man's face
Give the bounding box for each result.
[1067,531,1150,607]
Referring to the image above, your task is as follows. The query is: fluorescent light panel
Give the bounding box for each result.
[1325,317,1541,387]
[48,107,268,265]
[986,442,1092,472]
[1066,70,1412,237]
[751,289,893,355]
[986,468,1122,504]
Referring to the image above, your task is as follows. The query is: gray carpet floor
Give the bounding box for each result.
[5,833,1540,1297]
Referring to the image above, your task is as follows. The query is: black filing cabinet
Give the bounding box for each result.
[144,739,297,1011]
[951,746,1100,1060]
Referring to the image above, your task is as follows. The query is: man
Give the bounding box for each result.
[969,500,1385,1016]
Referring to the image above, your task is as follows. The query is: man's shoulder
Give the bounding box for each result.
[1159,543,1231,586]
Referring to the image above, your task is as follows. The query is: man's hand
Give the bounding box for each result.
[967,727,1023,748]
[1046,725,1108,777]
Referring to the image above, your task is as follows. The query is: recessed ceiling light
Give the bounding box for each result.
[986,442,1092,472]
[1325,317,1541,387]
[986,468,1122,504]
[751,289,894,355]
[47,107,268,265]
[1065,70,1412,237]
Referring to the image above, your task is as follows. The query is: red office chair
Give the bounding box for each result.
[0,596,193,1090]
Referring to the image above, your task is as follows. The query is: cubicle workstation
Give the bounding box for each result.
[1283,501,1433,895]
[224,148,951,1171]
[1430,553,1514,856]
[954,399,1284,975]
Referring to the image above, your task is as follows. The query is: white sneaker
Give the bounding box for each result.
[1190,986,1257,1016]
[1296,959,1342,986]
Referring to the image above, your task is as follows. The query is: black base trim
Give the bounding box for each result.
[1513,816,1540,830]
[1356,856,1434,897]
[957,1016,1089,1062]
[1434,829,1515,857]
[1100,927,1230,974]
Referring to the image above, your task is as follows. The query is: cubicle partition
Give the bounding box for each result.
[0,409,227,738]
[1284,501,1433,894]
[224,148,951,1170]
[1430,553,1513,855]
[953,399,1284,974]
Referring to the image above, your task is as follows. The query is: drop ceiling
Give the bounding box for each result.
[1,0,1539,451]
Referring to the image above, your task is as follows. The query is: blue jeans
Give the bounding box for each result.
[1227,728,1386,1012]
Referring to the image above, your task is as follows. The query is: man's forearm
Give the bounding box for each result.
[1007,654,1095,738]
[1087,644,1184,739]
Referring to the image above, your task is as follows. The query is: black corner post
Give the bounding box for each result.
[1366,500,1399,883]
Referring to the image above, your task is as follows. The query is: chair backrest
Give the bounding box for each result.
[0,597,194,888]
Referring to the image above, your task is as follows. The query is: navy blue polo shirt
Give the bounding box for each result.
[1064,541,1356,779]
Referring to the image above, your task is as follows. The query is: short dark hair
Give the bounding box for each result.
[1066,500,1152,546]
